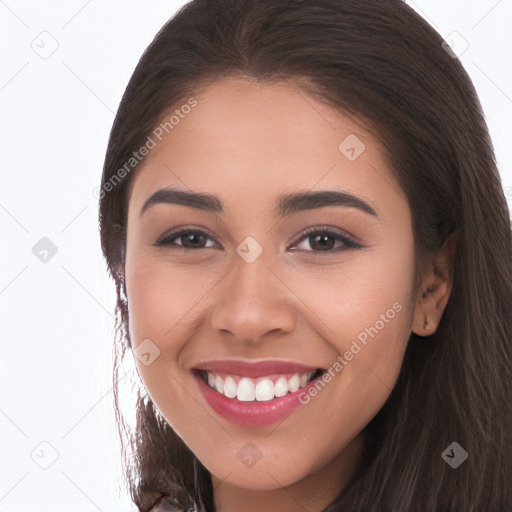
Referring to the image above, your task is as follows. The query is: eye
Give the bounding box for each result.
[289,226,364,252]
[153,225,364,252]
[154,228,218,250]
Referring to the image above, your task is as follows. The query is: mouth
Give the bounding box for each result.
[191,359,327,427]
[191,361,328,427]
[193,368,326,402]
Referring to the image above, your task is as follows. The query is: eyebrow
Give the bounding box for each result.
[140,187,377,218]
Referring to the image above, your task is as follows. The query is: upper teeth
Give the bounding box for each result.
[204,371,316,402]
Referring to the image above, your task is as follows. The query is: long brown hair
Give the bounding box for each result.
[99,0,512,510]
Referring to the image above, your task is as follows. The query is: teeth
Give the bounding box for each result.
[224,376,237,398]
[274,376,288,397]
[203,370,317,402]
[215,375,224,394]
[288,374,300,393]
[237,378,255,401]
[255,379,274,401]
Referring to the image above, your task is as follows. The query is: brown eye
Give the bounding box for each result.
[307,233,336,251]
[290,227,364,252]
[178,232,208,248]
[154,229,217,249]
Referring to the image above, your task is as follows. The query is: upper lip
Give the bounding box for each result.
[191,360,323,378]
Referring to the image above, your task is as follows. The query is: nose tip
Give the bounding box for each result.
[209,257,297,344]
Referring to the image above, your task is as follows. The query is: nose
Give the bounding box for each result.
[210,252,297,345]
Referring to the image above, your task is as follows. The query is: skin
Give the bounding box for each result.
[123,76,454,512]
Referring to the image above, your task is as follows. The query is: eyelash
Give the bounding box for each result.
[154,225,364,252]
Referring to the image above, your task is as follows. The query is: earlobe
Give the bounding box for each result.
[411,232,456,337]
[412,280,451,336]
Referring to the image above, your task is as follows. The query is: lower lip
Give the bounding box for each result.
[193,372,320,427]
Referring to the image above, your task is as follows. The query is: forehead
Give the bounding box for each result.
[128,76,405,216]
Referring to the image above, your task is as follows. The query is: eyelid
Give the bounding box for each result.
[154,224,364,252]
[287,225,364,251]
[154,225,220,248]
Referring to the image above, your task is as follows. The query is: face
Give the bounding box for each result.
[124,77,417,492]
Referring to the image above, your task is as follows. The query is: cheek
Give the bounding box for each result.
[286,247,415,388]
[292,247,413,329]
[126,258,206,342]
[124,258,212,422]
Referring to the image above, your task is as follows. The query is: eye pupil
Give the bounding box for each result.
[182,233,206,248]
[310,234,335,251]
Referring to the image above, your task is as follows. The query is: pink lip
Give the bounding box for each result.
[191,359,321,378]
[192,368,324,427]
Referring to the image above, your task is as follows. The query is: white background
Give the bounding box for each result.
[1,1,511,511]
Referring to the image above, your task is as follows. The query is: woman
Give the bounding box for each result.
[98,0,512,510]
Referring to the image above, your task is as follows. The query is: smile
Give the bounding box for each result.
[191,360,327,426]
[198,369,321,402]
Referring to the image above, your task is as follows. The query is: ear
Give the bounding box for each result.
[412,231,456,337]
